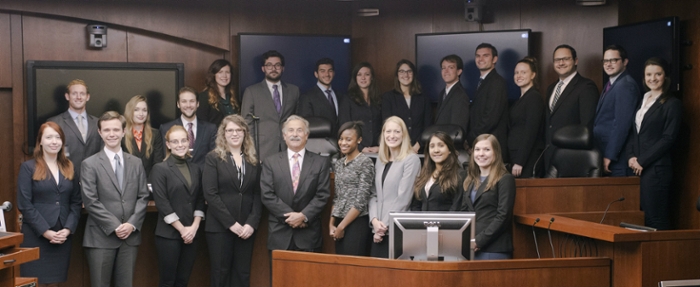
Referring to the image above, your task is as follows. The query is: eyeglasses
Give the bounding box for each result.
[553,57,573,63]
[225,128,245,134]
[264,63,283,70]
[602,58,622,64]
[168,139,189,145]
[398,70,413,75]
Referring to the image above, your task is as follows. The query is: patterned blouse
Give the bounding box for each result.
[332,153,375,218]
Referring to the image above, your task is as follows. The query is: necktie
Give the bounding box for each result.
[292,153,300,193]
[477,78,484,90]
[550,81,564,111]
[187,122,195,149]
[273,85,282,114]
[325,89,336,115]
[602,81,612,95]
[77,115,87,142]
[114,154,123,190]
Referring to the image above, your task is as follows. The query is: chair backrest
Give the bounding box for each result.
[547,125,601,178]
[421,124,469,168]
[304,116,339,158]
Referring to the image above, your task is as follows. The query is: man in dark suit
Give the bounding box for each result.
[468,43,509,156]
[80,111,150,287]
[261,115,330,254]
[298,58,343,137]
[241,50,300,162]
[434,54,470,138]
[48,79,103,178]
[544,45,599,171]
[159,86,217,165]
[593,45,640,176]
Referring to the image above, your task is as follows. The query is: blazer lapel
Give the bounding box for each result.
[640,100,662,133]
[239,160,256,192]
[167,157,191,192]
[223,154,242,190]
[98,152,122,193]
[551,75,579,114]
[473,175,490,203]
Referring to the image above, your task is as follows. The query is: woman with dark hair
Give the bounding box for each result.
[411,132,463,211]
[150,125,205,287]
[338,62,382,153]
[123,95,164,176]
[452,134,515,260]
[626,57,682,230]
[508,57,545,178]
[203,115,261,287]
[381,59,432,153]
[18,122,81,286]
[330,121,374,256]
[198,59,239,126]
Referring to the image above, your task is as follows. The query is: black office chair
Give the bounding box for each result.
[420,124,470,168]
[546,125,601,178]
[304,117,339,160]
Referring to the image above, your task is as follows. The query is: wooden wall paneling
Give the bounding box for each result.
[0,13,11,88]
[0,0,231,50]
[9,13,24,234]
[22,15,128,62]
[641,240,700,285]
[126,29,226,91]
[230,1,352,36]
[618,0,700,229]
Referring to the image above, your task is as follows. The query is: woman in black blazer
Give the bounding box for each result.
[203,115,261,287]
[626,57,682,230]
[411,132,462,211]
[197,59,239,126]
[338,62,382,153]
[122,95,164,177]
[151,125,205,287]
[452,134,516,260]
[508,57,545,178]
[382,59,432,153]
[18,122,81,286]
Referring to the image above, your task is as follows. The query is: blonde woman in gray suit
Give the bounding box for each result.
[368,116,421,258]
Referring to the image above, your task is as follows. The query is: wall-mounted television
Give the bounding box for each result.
[416,29,531,102]
[603,17,681,92]
[26,61,184,150]
[389,211,475,261]
[238,34,352,98]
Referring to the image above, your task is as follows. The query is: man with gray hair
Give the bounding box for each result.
[260,115,330,254]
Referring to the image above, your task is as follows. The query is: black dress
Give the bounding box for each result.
[17,160,81,284]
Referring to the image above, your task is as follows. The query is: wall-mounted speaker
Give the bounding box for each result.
[464,0,482,22]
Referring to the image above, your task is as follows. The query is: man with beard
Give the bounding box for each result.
[159,86,217,164]
[241,50,300,162]
[298,58,343,137]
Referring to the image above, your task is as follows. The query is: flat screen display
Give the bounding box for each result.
[238,34,352,97]
[26,61,184,150]
[389,211,475,261]
[416,30,531,102]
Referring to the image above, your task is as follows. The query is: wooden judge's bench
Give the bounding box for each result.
[56,176,699,287]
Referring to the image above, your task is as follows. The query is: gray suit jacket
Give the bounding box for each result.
[48,110,103,178]
[240,80,299,162]
[260,150,330,250]
[369,153,421,227]
[80,150,150,248]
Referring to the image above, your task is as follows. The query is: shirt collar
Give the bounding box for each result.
[266,80,282,91]
[560,71,578,85]
[287,148,306,160]
[181,115,197,127]
[608,71,624,85]
[103,147,123,161]
[67,109,88,121]
[317,82,334,94]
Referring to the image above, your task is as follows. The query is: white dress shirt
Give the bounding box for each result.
[635,91,661,132]
[549,71,578,107]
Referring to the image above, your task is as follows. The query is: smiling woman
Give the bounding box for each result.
[197,59,239,126]
[122,95,164,177]
[411,132,463,211]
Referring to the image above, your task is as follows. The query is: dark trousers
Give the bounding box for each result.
[154,236,198,287]
[640,165,673,230]
[207,231,256,287]
[84,244,138,287]
[333,215,371,256]
[608,158,633,177]
[370,235,389,258]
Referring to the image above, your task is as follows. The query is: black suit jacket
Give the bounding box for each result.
[47,111,103,178]
[150,156,205,239]
[544,73,599,169]
[625,95,682,168]
[451,174,516,253]
[196,90,238,127]
[468,71,509,149]
[298,86,343,137]
[338,98,382,150]
[17,160,82,235]
[159,118,217,165]
[260,150,331,250]
[508,88,545,168]
[434,83,470,135]
[410,181,461,212]
[381,90,432,146]
[122,127,164,176]
[202,151,262,232]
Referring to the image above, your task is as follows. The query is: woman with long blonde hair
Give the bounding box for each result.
[123,95,164,176]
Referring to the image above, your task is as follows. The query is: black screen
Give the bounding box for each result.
[238,34,352,97]
[26,61,184,150]
[603,17,681,92]
[415,30,531,102]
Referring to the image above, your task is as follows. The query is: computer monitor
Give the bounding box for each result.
[389,211,475,261]
[658,279,700,287]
